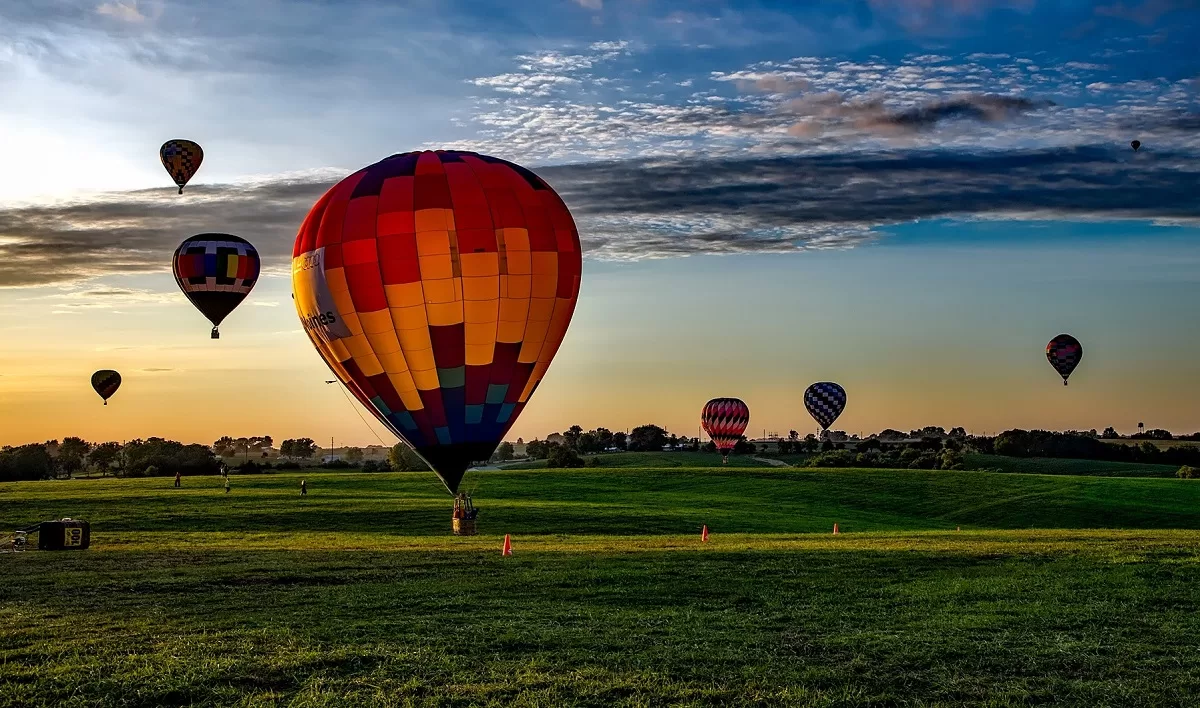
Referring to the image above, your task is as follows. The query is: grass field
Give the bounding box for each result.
[964,453,1181,477]
[4,467,1200,706]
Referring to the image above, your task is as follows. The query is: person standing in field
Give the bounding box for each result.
[224,477,230,494]
[300,479,307,496]
[174,471,181,488]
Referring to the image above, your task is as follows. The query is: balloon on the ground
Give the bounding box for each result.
[91,370,121,405]
[292,150,583,494]
[1131,140,1141,152]
[172,234,260,339]
[804,382,847,432]
[159,139,203,194]
[1046,334,1083,386]
[701,398,749,462]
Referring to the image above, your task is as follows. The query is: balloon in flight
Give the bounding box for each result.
[1046,334,1083,386]
[804,382,847,432]
[701,397,749,463]
[159,139,203,194]
[292,150,583,494]
[172,234,260,339]
[91,370,121,405]
[1131,140,1141,152]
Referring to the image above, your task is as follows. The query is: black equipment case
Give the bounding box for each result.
[37,519,90,551]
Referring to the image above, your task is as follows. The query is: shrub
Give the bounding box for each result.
[361,460,389,472]
[807,450,856,468]
[274,460,301,470]
[547,444,584,468]
[1178,466,1199,479]
[324,459,352,469]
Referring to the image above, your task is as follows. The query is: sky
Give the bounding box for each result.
[1,0,1198,447]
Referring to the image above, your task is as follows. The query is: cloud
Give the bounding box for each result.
[139,367,175,372]
[1095,0,1200,26]
[2,146,1197,284]
[95,1,147,23]
[252,301,281,307]
[572,0,603,9]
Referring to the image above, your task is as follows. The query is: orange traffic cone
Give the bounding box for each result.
[832,523,839,535]
[501,534,512,556]
[701,525,709,543]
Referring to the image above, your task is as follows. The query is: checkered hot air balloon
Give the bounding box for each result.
[292,150,583,495]
[172,234,260,339]
[804,382,846,433]
[91,370,121,405]
[1046,334,1083,386]
[159,139,203,194]
[701,397,749,463]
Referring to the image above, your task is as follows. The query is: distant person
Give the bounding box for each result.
[174,472,181,488]
[300,479,307,496]
[224,478,230,494]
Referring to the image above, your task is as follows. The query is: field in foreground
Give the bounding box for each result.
[3,467,1200,707]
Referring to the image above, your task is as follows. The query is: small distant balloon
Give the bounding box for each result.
[92,370,121,405]
[172,234,260,339]
[804,382,847,433]
[160,139,203,194]
[701,398,750,463]
[1046,334,1083,386]
[1131,140,1141,152]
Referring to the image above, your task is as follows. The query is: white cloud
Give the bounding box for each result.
[95,1,147,23]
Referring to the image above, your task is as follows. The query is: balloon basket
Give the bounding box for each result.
[452,494,478,536]
[211,327,220,339]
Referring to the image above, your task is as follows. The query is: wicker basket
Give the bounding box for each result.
[452,518,477,536]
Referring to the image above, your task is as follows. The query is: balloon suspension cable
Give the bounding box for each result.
[211,327,220,339]
[332,384,390,447]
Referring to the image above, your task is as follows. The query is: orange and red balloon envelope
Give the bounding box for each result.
[292,151,582,493]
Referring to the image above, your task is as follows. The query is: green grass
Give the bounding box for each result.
[502,451,769,470]
[966,453,1181,477]
[4,467,1200,706]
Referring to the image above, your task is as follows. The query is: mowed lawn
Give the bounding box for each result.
[4,467,1200,707]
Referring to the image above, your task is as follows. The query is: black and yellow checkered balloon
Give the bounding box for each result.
[160,139,203,194]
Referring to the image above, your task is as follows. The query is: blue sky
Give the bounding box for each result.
[0,0,1198,444]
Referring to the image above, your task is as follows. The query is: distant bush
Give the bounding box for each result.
[235,460,274,474]
[1178,466,1200,479]
[547,444,584,469]
[807,450,857,468]
[360,460,389,473]
[585,457,603,468]
[323,460,353,470]
[274,460,301,470]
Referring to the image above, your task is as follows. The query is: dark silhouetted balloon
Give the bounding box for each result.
[1131,140,1141,152]
[172,234,260,339]
[292,150,582,495]
[701,398,749,463]
[160,139,203,194]
[92,370,121,405]
[1046,334,1083,386]
[804,382,847,432]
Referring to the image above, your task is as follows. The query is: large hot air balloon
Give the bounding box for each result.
[91,370,121,405]
[172,234,260,339]
[159,139,203,194]
[292,150,582,494]
[1131,140,1141,152]
[804,382,846,434]
[1046,334,1082,386]
[701,397,749,464]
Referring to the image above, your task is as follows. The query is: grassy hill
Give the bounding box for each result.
[5,468,1200,706]
[965,453,1180,477]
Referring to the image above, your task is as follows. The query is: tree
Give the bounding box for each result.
[388,443,428,471]
[788,430,799,442]
[526,439,549,459]
[213,436,236,457]
[563,425,584,451]
[668,433,680,450]
[546,443,584,468]
[281,438,317,459]
[801,434,820,453]
[58,437,91,478]
[594,428,614,451]
[612,431,627,451]
[0,444,56,482]
[88,442,122,477]
[578,432,600,454]
[495,442,515,462]
[949,427,967,438]
[233,437,251,458]
[344,447,364,465]
[628,425,668,452]
[733,436,756,454]
[1101,427,1119,439]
